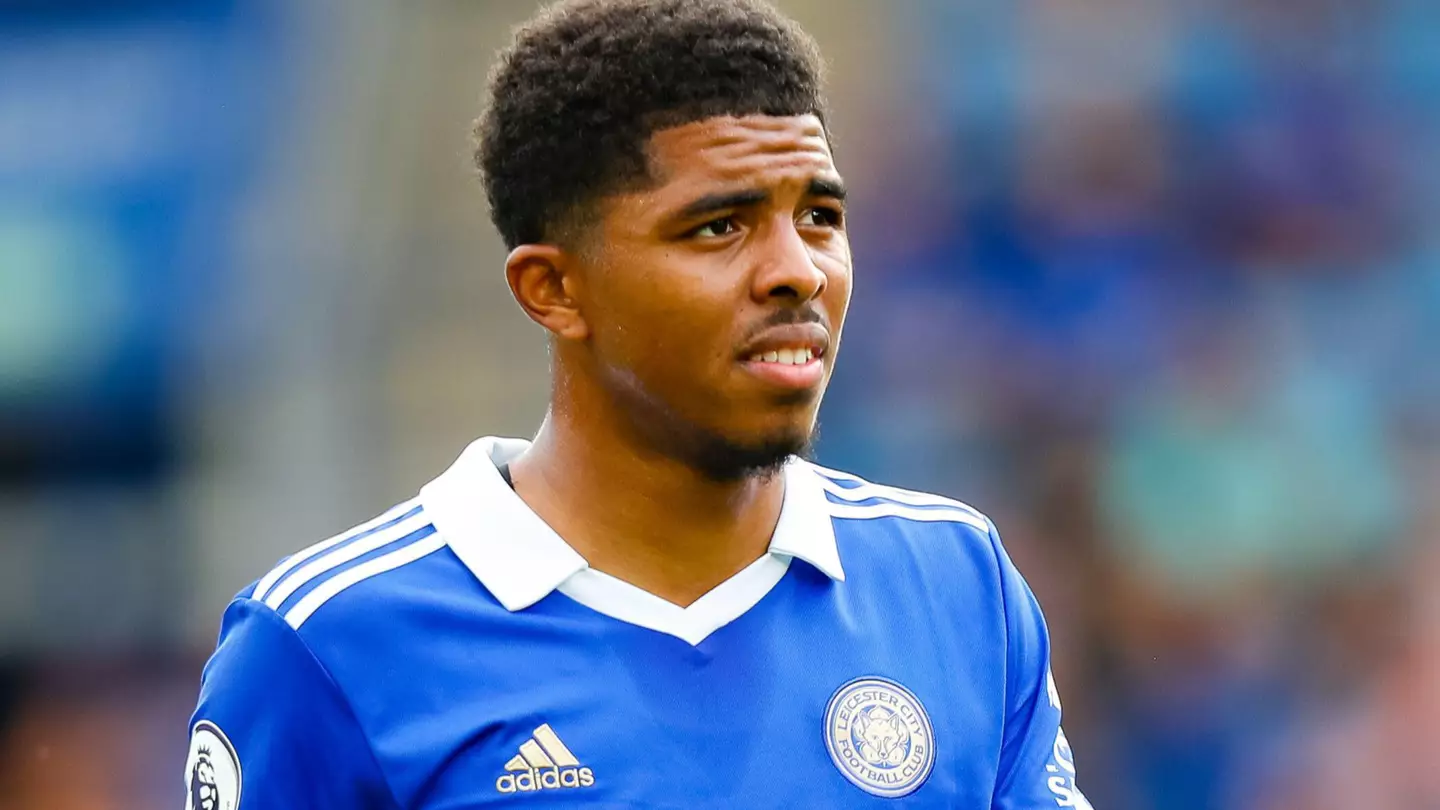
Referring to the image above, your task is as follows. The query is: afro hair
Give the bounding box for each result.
[474,0,828,250]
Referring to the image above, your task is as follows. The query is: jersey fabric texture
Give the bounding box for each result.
[186,437,1090,809]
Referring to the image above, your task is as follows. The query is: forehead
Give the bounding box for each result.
[645,114,836,189]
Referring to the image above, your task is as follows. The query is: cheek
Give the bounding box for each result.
[832,263,853,305]
[821,253,853,321]
[595,262,736,367]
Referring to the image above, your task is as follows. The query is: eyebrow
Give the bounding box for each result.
[674,177,849,221]
[808,176,848,202]
[676,188,770,221]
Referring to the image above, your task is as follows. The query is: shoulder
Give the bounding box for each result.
[240,497,464,636]
[799,461,1047,641]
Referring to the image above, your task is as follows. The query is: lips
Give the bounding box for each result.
[737,322,830,392]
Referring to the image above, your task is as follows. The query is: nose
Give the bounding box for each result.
[749,218,827,305]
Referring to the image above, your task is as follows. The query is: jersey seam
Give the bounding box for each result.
[240,597,409,810]
[983,517,1015,802]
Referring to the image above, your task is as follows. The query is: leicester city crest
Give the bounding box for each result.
[823,677,935,798]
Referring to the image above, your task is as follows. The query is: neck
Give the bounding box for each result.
[510,406,786,609]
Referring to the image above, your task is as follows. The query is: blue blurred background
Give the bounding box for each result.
[2,1,1437,807]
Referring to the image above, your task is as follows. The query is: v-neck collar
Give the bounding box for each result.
[418,437,843,645]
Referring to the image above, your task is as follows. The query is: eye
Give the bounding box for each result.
[690,217,737,238]
[801,206,843,228]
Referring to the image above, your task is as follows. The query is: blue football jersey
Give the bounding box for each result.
[185,437,1090,809]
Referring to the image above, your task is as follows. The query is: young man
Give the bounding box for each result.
[184,0,1090,807]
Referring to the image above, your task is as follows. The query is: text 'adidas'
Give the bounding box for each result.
[495,723,595,794]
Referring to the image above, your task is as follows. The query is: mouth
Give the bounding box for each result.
[737,323,830,392]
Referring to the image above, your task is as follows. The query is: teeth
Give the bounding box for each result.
[750,348,815,364]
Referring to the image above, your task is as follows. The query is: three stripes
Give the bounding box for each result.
[505,724,581,772]
[253,499,444,629]
[809,463,990,532]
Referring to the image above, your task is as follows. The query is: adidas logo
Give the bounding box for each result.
[495,724,595,794]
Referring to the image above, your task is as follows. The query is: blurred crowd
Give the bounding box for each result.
[823,1,1440,807]
[2,0,1437,808]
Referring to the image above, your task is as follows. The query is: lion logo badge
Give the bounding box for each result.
[824,677,935,797]
[184,721,241,810]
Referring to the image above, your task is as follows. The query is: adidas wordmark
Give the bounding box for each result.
[495,724,595,794]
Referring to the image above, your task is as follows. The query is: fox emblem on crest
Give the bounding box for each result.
[853,706,911,767]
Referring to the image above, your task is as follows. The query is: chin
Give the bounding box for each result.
[609,370,819,480]
[688,422,815,483]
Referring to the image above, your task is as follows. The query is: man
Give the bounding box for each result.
[184,0,1090,807]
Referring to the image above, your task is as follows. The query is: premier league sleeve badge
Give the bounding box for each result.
[184,720,242,810]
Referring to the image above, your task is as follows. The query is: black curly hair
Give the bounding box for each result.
[475,0,828,251]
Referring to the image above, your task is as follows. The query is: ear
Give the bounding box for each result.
[504,244,589,341]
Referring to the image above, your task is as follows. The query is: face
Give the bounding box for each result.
[579,114,851,478]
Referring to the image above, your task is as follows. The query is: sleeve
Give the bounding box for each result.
[183,596,400,810]
[988,523,1093,810]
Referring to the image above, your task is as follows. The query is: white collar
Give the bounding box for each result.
[418,436,844,618]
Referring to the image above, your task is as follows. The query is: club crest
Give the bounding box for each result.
[823,677,935,798]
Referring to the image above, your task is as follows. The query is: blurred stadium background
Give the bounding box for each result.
[2,0,1438,806]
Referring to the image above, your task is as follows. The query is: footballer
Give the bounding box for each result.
[184,0,1090,807]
